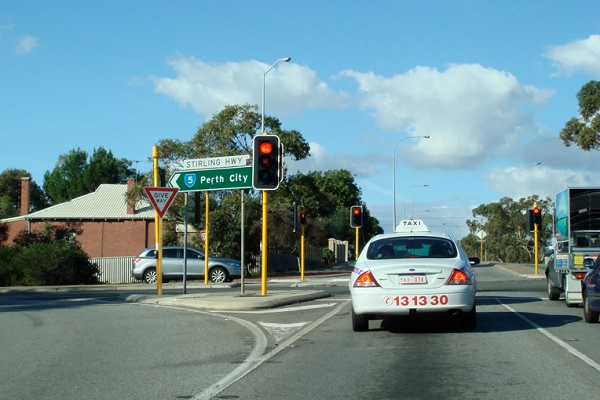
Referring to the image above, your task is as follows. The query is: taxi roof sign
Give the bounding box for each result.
[395,219,429,233]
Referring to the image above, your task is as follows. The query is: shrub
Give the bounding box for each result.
[0,246,23,286]
[13,242,100,286]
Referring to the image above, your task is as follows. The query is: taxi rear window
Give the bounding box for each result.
[366,237,457,260]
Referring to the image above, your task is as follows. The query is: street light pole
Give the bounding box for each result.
[403,185,429,221]
[392,135,430,229]
[261,57,291,136]
[260,57,290,296]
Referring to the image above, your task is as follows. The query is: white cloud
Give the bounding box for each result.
[152,57,350,119]
[340,64,553,170]
[545,35,600,78]
[285,142,381,178]
[15,35,38,54]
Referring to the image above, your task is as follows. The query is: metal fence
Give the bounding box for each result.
[90,256,139,284]
[91,246,325,284]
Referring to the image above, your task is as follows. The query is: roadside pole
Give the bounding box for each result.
[355,227,360,260]
[534,201,539,275]
[301,216,305,280]
[204,192,209,284]
[152,146,162,296]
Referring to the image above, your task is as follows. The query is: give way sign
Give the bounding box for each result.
[144,187,179,218]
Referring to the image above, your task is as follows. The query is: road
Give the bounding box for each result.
[2,263,600,399]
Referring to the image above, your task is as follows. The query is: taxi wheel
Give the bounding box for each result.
[460,306,477,330]
[352,309,369,332]
[583,294,599,323]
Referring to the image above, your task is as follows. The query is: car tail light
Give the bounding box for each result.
[353,270,380,287]
[133,258,141,263]
[574,272,587,280]
[445,269,472,285]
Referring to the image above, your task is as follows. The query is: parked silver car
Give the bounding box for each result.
[132,246,244,284]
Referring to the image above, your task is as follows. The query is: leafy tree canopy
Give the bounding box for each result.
[43,147,134,204]
[0,168,48,218]
[461,196,552,263]
[559,80,600,151]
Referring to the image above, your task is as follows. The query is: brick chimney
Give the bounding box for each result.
[126,178,135,214]
[20,177,31,216]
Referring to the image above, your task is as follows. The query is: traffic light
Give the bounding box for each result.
[287,202,297,232]
[252,135,281,190]
[527,209,534,232]
[300,210,307,226]
[533,207,542,227]
[350,205,363,228]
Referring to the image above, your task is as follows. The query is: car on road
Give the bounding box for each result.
[582,257,600,323]
[131,246,245,284]
[349,220,479,331]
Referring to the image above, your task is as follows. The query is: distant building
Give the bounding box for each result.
[1,178,156,257]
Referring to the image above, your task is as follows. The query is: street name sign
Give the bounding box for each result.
[144,187,179,218]
[168,166,252,192]
[178,155,250,171]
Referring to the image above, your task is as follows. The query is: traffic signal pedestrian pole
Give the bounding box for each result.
[355,227,360,259]
[152,146,162,296]
[261,190,268,295]
[301,223,305,280]
[534,201,539,275]
[204,192,210,284]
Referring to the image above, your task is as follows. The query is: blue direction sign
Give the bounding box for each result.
[168,166,252,192]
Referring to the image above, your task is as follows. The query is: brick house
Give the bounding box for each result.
[1,177,156,258]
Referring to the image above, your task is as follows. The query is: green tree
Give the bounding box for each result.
[43,147,135,204]
[462,196,552,263]
[559,80,600,151]
[0,168,48,218]
[138,104,382,262]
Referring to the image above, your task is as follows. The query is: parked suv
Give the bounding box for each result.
[132,246,244,284]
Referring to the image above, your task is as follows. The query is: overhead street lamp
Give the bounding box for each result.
[261,57,291,135]
[259,57,291,296]
[403,184,429,222]
[392,135,430,228]
[534,162,567,188]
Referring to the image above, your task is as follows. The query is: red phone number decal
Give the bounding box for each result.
[383,295,449,307]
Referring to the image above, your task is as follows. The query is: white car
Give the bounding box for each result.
[349,220,479,331]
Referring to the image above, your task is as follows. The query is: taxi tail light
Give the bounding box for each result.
[445,269,472,285]
[353,270,381,287]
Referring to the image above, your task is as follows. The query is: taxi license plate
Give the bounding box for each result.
[399,274,427,284]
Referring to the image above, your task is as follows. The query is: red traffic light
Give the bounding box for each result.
[259,141,273,154]
[350,205,363,228]
[252,135,281,190]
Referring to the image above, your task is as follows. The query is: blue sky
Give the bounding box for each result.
[2,1,600,237]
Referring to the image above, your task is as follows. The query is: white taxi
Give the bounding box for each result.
[349,220,478,331]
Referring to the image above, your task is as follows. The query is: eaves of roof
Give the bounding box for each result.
[12,184,157,221]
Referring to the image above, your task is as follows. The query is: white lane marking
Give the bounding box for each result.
[194,299,350,400]
[258,321,308,342]
[139,303,267,400]
[497,299,600,372]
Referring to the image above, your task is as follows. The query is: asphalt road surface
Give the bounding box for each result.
[2,263,600,400]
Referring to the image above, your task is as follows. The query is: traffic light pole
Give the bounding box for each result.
[301,223,305,280]
[152,146,163,296]
[355,227,360,259]
[534,201,539,275]
[261,190,268,295]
